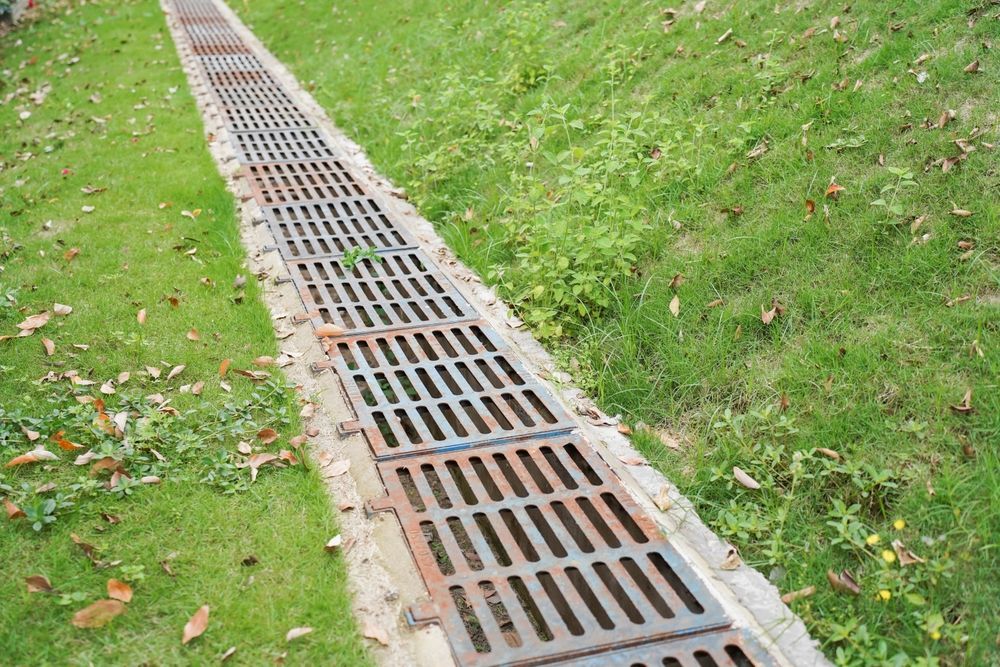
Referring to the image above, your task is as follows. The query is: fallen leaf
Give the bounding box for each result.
[733,466,761,490]
[248,453,280,482]
[891,539,926,566]
[21,426,41,441]
[761,305,777,325]
[362,619,389,646]
[182,605,210,644]
[6,446,59,468]
[805,199,816,217]
[653,486,672,512]
[950,208,973,218]
[825,182,845,198]
[25,575,53,593]
[324,459,351,478]
[145,366,161,379]
[51,431,84,451]
[137,309,147,325]
[325,535,343,553]
[54,303,73,316]
[720,546,742,570]
[950,388,973,414]
[180,209,202,220]
[285,627,313,642]
[315,323,345,338]
[618,454,647,466]
[963,59,979,74]
[816,447,841,461]
[827,569,860,596]
[5,498,26,519]
[191,381,204,396]
[64,247,80,262]
[107,579,133,603]
[669,295,680,317]
[257,428,279,444]
[237,441,253,455]
[706,298,725,308]
[18,312,51,331]
[140,475,161,485]
[252,356,275,367]
[220,647,237,662]
[186,329,200,342]
[72,599,125,628]
[167,365,186,380]
[219,359,231,376]
[780,585,816,604]
[616,422,632,436]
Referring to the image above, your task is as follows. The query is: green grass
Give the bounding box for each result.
[231,0,999,664]
[0,1,368,664]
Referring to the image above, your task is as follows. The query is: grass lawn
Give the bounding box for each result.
[0,1,368,664]
[231,0,999,664]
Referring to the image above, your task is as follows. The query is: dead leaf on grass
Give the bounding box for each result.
[219,359,231,376]
[6,446,59,468]
[825,182,845,198]
[949,388,973,414]
[891,539,926,566]
[733,466,760,490]
[286,627,313,642]
[324,459,351,478]
[72,599,125,628]
[25,575,53,593]
[618,454,647,466]
[5,498,26,519]
[669,294,680,317]
[182,605,210,644]
[324,535,343,553]
[257,428,278,444]
[720,546,742,570]
[780,585,816,604]
[107,579,133,603]
[827,569,860,596]
[652,486,672,511]
[362,619,389,646]
[137,309,147,325]
[54,303,73,316]
[41,338,55,356]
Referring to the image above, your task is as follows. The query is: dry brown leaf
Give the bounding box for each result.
[18,312,51,331]
[191,381,204,396]
[816,447,841,461]
[6,446,59,468]
[315,323,345,338]
[780,585,816,604]
[25,575,53,593]
[825,182,845,198]
[54,303,73,316]
[252,356,275,367]
[237,441,253,455]
[248,453,280,482]
[137,309,147,325]
[733,466,761,490]
[107,579,133,603]
[145,366,161,379]
[827,569,860,596]
[669,295,680,317]
[182,605,210,644]
[51,431,84,451]
[324,535,343,553]
[167,365,186,380]
[617,422,632,436]
[21,426,41,441]
[963,59,979,74]
[257,428,279,444]
[324,459,351,478]
[72,599,125,629]
[186,329,200,342]
[362,619,389,646]
[720,546,742,570]
[42,338,55,356]
[669,273,685,290]
[218,359,231,377]
[949,388,973,414]
[285,627,313,642]
[950,208,973,218]
[220,647,237,662]
[5,498,26,519]
[761,305,777,325]
[653,486,672,512]
[706,298,725,308]
[891,539,926,566]
[618,454,648,466]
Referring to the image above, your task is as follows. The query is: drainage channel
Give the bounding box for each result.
[167,1,777,665]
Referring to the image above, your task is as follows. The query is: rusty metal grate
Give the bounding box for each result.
[262,196,416,259]
[551,630,774,666]
[245,159,367,204]
[217,105,313,133]
[189,41,252,56]
[326,321,573,458]
[292,250,476,334]
[207,69,279,88]
[370,436,733,665]
[230,128,335,163]
[197,54,264,73]
[213,84,297,109]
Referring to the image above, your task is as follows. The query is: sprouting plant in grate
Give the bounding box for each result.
[341,245,382,269]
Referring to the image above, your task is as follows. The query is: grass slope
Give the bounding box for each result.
[231,0,999,664]
[0,1,368,664]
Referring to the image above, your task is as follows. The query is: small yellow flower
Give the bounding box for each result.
[893,519,906,531]
[866,534,881,545]
[930,630,941,641]
[882,549,896,563]
[878,589,891,601]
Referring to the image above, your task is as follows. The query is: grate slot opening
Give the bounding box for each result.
[565,442,603,485]
[470,457,503,502]
[396,467,426,512]
[374,412,399,447]
[422,463,452,508]
[565,567,615,630]
[541,446,578,490]
[517,449,554,494]
[726,645,755,667]
[479,582,522,648]
[499,509,540,562]
[473,513,512,567]
[445,460,478,505]
[594,562,645,625]
[508,577,554,643]
[439,404,469,438]
[577,496,621,548]
[482,397,513,430]
[622,557,675,619]
[552,501,595,553]
[602,492,650,544]
[695,651,718,667]
[493,453,528,497]
[449,518,484,571]
[538,571,585,636]
[461,400,490,435]
[450,586,490,654]
[422,521,455,576]
[649,553,705,614]
[525,506,567,558]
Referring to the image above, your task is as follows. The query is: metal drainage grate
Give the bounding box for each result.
[197,54,264,73]
[213,84,297,109]
[245,159,367,204]
[552,630,774,666]
[230,128,335,163]
[262,196,416,259]
[370,436,731,665]
[292,250,477,335]
[326,321,573,458]
[189,41,252,56]
[207,69,279,88]
[216,105,314,133]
